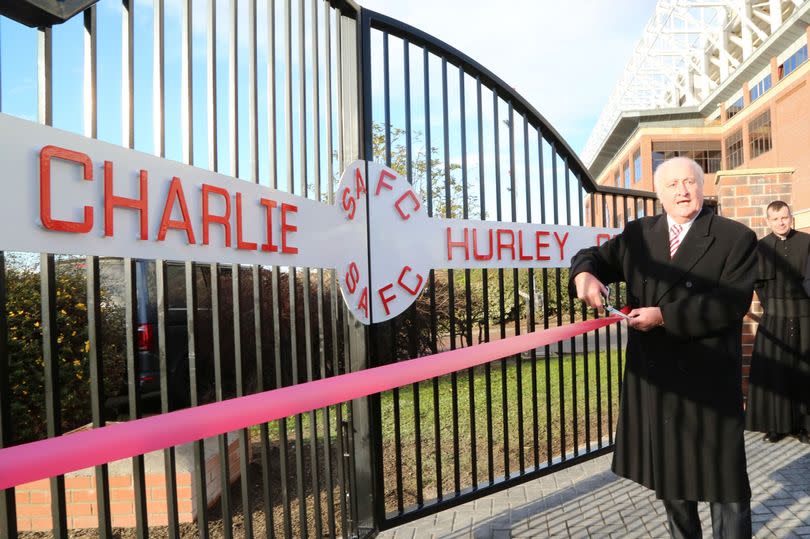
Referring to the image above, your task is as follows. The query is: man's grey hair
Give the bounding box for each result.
[653,156,705,192]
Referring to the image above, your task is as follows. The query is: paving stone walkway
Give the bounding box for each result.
[378,431,810,538]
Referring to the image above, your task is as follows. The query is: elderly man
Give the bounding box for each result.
[570,157,757,538]
[746,200,810,444]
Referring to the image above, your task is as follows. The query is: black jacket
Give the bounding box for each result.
[569,208,757,501]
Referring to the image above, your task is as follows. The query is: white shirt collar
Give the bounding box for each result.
[666,212,698,240]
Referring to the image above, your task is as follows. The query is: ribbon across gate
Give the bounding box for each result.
[0,316,621,490]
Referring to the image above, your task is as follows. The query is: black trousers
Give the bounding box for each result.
[663,499,752,539]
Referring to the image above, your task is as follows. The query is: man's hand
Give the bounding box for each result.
[627,307,663,332]
[573,272,609,311]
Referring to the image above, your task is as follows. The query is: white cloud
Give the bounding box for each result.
[359,0,657,153]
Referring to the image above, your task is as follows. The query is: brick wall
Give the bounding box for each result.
[14,434,246,531]
[716,171,793,395]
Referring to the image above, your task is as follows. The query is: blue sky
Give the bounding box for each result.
[360,0,658,154]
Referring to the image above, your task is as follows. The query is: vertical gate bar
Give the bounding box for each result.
[441,57,461,495]
[212,263,234,539]
[593,194,603,448]
[616,195,626,396]
[382,30,404,515]
[477,78,494,485]
[122,0,134,149]
[321,4,339,535]
[232,264,253,538]
[37,26,62,533]
[152,0,165,158]
[186,262,209,539]
[611,194,621,439]
[272,265,292,539]
[181,0,192,165]
[206,0,217,171]
[309,2,329,534]
[493,92,509,479]
[156,261,180,538]
[551,146,565,461]
[578,181,591,453]
[423,45,442,501]
[284,1,302,534]
[507,104,525,475]
[0,252,15,539]
[82,5,113,535]
[459,66,476,489]
[605,195,614,443]
[41,253,67,537]
[538,136,552,466]
[124,259,148,537]
[154,3,179,535]
[252,265,275,538]
[525,120,539,470]
[564,162,579,457]
[403,38,425,508]
[262,3,281,536]
[0,15,13,535]
[294,2,309,535]
[87,256,112,537]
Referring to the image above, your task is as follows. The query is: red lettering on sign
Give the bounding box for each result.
[397,266,423,296]
[535,230,550,261]
[355,168,367,197]
[375,169,396,195]
[345,262,360,294]
[201,184,231,247]
[596,233,611,246]
[341,187,356,220]
[103,162,148,240]
[235,193,257,251]
[260,198,278,252]
[496,229,515,260]
[378,283,397,316]
[40,145,94,233]
[554,231,569,260]
[157,177,196,244]
[517,230,532,261]
[394,190,420,220]
[280,203,298,254]
[357,287,369,319]
[446,227,470,260]
[473,229,493,261]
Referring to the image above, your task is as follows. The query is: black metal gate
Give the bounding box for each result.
[0,2,659,538]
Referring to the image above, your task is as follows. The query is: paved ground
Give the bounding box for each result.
[378,431,810,538]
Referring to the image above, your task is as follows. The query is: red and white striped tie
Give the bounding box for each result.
[669,223,683,258]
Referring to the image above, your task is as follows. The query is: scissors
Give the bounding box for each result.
[602,289,631,320]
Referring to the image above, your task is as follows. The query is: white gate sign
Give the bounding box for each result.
[0,113,620,324]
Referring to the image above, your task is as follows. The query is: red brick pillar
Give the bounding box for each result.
[715,171,793,398]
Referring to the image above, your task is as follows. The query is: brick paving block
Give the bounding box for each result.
[392,527,415,538]
[452,514,473,532]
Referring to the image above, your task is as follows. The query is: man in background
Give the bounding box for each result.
[570,157,756,538]
[746,200,810,445]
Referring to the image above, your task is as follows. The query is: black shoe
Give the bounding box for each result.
[795,430,810,444]
[763,432,786,443]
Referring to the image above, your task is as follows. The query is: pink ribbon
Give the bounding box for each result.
[0,316,618,490]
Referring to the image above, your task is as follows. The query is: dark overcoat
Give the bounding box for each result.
[745,231,810,433]
[569,208,757,502]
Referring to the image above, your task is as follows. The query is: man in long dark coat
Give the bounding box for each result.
[745,200,810,444]
[570,156,757,538]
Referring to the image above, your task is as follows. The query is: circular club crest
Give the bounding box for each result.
[335,161,430,324]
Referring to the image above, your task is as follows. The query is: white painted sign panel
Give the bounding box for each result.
[0,113,620,325]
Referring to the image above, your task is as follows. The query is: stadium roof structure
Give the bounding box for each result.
[583,0,810,177]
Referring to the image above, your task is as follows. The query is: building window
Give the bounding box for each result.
[726,96,744,119]
[749,110,772,159]
[614,170,620,187]
[652,141,721,174]
[633,150,642,183]
[749,74,772,102]
[779,45,808,79]
[725,129,743,169]
[636,199,645,219]
[623,161,630,189]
